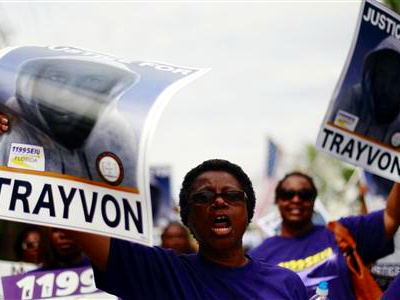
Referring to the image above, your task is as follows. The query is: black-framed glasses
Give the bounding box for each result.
[277,188,315,201]
[190,190,247,205]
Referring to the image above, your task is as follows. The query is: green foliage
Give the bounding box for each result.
[341,167,355,182]
[306,144,317,162]
[384,0,400,14]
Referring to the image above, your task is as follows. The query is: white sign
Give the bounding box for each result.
[0,45,208,244]
[316,0,400,182]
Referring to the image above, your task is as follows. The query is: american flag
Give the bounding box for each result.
[254,138,282,220]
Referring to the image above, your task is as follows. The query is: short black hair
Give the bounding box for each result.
[275,171,317,203]
[179,159,256,226]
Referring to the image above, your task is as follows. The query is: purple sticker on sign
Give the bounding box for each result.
[2,266,101,299]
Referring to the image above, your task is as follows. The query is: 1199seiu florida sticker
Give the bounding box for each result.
[0,45,208,245]
[316,0,400,183]
[7,143,45,171]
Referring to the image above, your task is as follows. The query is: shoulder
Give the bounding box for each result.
[256,260,307,294]
[338,209,384,230]
[313,224,334,237]
[312,224,328,232]
[251,234,286,247]
[249,226,328,255]
[252,234,281,246]
[109,238,181,263]
[95,239,194,298]
[248,235,281,257]
[106,238,191,277]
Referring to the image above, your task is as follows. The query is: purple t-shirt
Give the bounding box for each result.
[93,239,307,299]
[382,274,400,299]
[249,210,393,300]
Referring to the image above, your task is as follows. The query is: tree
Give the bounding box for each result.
[384,0,400,15]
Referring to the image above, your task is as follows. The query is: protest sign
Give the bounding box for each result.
[0,45,207,244]
[150,165,173,226]
[0,260,36,277]
[0,260,37,299]
[316,0,400,182]
[1,266,116,299]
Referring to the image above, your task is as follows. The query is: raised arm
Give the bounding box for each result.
[384,182,400,239]
[64,230,110,272]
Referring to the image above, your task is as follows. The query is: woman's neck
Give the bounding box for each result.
[280,221,314,237]
[199,244,248,267]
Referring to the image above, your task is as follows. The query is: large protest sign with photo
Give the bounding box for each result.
[0,46,207,244]
[316,0,400,182]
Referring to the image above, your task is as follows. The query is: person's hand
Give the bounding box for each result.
[359,183,368,197]
[0,114,9,134]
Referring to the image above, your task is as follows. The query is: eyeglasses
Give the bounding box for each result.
[22,241,39,250]
[277,188,315,201]
[190,190,247,205]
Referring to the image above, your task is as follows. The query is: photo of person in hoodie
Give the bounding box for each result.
[330,36,400,148]
[0,57,140,188]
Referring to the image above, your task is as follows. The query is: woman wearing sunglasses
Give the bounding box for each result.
[66,159,307,299]
[15,225,45,265]
[249,172,400,299]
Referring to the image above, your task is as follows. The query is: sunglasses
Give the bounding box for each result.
[22,241,39,250]
[190,190,247,205]
[277,188,315,201]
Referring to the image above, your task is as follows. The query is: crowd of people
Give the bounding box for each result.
[0,93,399,298]
[14,222,195,269]
[249,172,400,299]
[7,159,400,299]
[66,159,308,299]
[13,226,90,270]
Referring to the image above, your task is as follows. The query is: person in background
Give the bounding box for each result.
[249,171,400,299]
[0,114,8,133]
[161,221,196,254]
[14,225,45,265]
[36,228,90,270]
[65,159,307,299]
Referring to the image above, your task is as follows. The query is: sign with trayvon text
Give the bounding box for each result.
[0,45,208,244]
[316,0,400,182]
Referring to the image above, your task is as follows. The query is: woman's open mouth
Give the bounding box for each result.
[212,215,232,235]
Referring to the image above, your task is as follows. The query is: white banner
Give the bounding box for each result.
[0,45,208,244]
